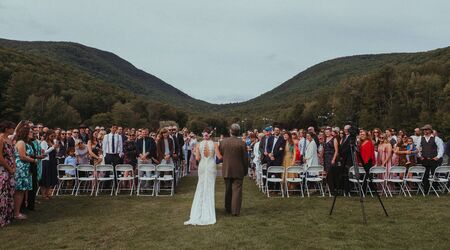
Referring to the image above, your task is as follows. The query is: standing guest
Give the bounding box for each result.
[307,126,320,148]
[292,132,301,165]
[298,129,307,163]
[268,126,285,167]
[136,128,157,164]
[394,136,409,167]
[183,130,193,174]
[117,127,127,143]
[259,127,274,167]
[323,128,339,194]
[419,125,444,192]
[28,131,44,210]
[386,129,397,147]
[358,130,376,192]
[123,133,137,167]
[88,134,102,166]
[281,132,296,188]
[14,126,36,220]
[79,124,89,144]
[102,125,123,167]
[433,130,445,166]
[339,125,353,194]
[410,128,422,150]
[75,140,90,165]
[253,133,264,185]
[378,134,393,173]
[40,130,59,199]
[317,133,325,166]
[66,130,74,148]
[445,138,450,166]
[304,132,319,167]
[0,121,16,227]
[56,130,68,165]
[156,128,175,165]
[189,133,198,171]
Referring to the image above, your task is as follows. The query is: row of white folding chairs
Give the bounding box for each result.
[348,165,450,198]
[56,163,176,196]
[262,165,329,198]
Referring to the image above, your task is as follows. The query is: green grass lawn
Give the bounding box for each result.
[1,177,449,250]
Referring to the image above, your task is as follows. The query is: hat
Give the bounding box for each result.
[421,124,432,130]
[264,127,272,132]
[95,126,100,130]
[79,124,88,128]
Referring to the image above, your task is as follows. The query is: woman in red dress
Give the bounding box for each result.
[359,130,375,192]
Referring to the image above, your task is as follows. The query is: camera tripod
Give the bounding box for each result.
[329,139,388,224]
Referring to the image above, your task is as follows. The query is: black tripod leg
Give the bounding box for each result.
[329,194,338,215]
[370,181,389,217]
[356,181,368,224]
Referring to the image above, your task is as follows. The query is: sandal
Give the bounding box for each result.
[14,213,27,220]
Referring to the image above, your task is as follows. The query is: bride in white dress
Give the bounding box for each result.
[184,129,222,226]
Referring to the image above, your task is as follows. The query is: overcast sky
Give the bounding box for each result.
[1,1,449,103]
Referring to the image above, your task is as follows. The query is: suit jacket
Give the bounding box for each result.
[173,133,185,160]
[259,136,274,165]
[136,137,157,160]
[339,134,352,167]
[156,137,175,163]
[219,136,249,178]
[67,137,75,148]
[269,136,286,166]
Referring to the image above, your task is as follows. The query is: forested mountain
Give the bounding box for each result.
[0,38,449,135]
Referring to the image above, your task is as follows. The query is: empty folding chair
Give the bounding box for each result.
[285,166,304,197]
[266,166,285,197]
[75,164,96,196]
[348,166,366,197]
[56,164,77,195]
[156,164,175,196]
[305,165,325,197]
[95,164,115,196]
[428,166,450,197]
[137,164,157,196]
[404,166,426,197]
[367,166,388,197]
[115,164,135,195]
[386,166,407,197]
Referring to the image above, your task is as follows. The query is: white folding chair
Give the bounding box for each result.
[367,166,388,197]
[404,166,426,197]
[266,166,285,197]
[285,166,304,197]
[56,164,77,195]
[75,164,95,196]
[305,165,325,197]
[115,164,135,195]
[95,164,115,196]
[137,164,157,196]
[386,166,407,197]
[156,164,175,196]
[428,166,450,197]
[348,166,366,197]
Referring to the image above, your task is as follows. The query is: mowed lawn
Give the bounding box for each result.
[1,177,449,250]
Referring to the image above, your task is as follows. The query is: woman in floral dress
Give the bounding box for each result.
[0,121,16,227]
[14,126,36,220]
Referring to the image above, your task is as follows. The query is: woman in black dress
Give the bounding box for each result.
[40,130,59,199]
[323,127,339,195]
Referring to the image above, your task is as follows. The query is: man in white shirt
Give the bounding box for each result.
[102,125,123,167]
[410,128,422,149]
[433,130,445,166]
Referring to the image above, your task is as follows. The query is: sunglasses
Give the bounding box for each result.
[73,131,79,133]
[61,133,66,135]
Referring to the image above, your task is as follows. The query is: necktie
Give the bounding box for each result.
[143,138,146,155]
[111,134,115,154]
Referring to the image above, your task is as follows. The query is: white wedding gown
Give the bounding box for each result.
[184,140,217,225]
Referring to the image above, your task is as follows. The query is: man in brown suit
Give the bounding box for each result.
[219,123,249,216]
